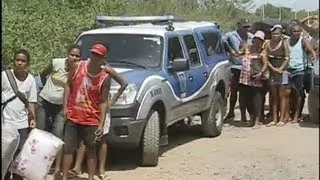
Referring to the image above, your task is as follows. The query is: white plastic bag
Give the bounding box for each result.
[9,128,64,180]
[103,112,111,135]
[1,124,20,180]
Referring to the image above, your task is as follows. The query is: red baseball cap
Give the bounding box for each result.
[90,43,107,56]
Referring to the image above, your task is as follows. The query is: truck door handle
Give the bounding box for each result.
[204,72,208,77]
[188,76,193,81]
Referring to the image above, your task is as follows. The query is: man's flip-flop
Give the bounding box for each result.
[98,172,111,180]
[68,169,81,177]
[266,121,277,127]
[276,121,286,127]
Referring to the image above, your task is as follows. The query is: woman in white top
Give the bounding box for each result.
[36,44,81,177]
[2,49,37,180]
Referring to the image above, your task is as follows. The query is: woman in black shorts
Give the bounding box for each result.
[263,25,290,127]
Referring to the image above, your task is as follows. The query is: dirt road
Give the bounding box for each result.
[49,98,319,180]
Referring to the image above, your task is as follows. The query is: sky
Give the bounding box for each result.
[253,0,319,11]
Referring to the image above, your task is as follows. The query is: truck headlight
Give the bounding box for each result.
[110,84,137,105]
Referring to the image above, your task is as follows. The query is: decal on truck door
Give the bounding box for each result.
[177,72,187,98]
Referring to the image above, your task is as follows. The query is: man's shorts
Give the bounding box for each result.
[288,71,305,94]
[64,120,98,157]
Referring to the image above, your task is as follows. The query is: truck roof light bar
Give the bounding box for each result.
[96,15,175,24]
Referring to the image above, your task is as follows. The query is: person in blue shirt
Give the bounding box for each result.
[224,19,253,122]
[286,24,317,123]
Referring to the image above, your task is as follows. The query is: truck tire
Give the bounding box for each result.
[201,92,226,137]
[308,87,319,124]
[141,110,160,166]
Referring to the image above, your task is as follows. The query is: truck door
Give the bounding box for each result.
[181,34,209,97]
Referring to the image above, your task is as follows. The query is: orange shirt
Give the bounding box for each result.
[67,61,108,126]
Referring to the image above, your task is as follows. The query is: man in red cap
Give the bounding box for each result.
[61,43,110,180]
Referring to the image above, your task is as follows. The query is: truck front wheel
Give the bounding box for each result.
[201,92,226,137]
[140,110,160,166]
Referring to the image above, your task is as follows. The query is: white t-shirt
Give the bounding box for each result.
[1,70,38,129]
[40,58,67,105]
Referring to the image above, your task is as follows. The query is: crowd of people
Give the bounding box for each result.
[224,15,319,127]
[1,14,319,180]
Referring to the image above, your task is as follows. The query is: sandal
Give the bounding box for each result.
[98,172,110,180]
[266,121,277,127]
[68,169,82,177]
[276,121,286,127]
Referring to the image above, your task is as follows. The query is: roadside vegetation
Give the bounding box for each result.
[2,0,318,73]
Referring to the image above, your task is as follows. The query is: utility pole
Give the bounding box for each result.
[295,11,297,19]
[262,4,265,21]
[279,7,282,21]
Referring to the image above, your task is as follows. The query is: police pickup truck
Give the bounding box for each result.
[75,16,231,166]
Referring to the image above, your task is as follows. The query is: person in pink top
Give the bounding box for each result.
[226,31,268,127]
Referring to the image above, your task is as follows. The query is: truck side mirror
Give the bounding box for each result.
[168,58,189,72]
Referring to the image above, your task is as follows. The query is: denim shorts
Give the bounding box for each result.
[269,71,289,86]
[36,96,65,139]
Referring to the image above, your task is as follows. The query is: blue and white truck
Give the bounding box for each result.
[75,16,231,166]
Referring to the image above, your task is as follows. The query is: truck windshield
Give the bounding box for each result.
[76,34,163,68]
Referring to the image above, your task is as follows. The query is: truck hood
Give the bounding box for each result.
[111,67,157,88]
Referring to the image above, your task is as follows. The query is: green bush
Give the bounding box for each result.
[2,0,256,73]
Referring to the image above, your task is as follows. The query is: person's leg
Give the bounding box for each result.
[268,89,273,119]
[71,141,86,174]
[98,135,109,178]
[82,125,98,180]
[278,86,287,126]
[51,107,65,175]
[292,75,305,123]
[267,86,278,126]
[36,96,49,130]
[62,121,79,180]
[252,87,263,126]
[299,91,306,119]
[11,128,29,180]
[226,69,241,120]
[284,88,292,123]
[239,84,248,122]
[260,83,268,122]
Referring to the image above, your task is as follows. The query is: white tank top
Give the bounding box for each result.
[39,58,68,105]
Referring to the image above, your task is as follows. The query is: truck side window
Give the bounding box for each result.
[168,37,184,66]
[183,35,201,66]
[201,32,222,56]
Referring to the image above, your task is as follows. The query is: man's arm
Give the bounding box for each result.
[99,77,111,128]
[28,77,38,128]
[105,64,128,106]
[228,35,241,52]
[302,38,317,60]
[63,62,78,116]
[260,54,268,73]
[279,40,290,71]
[40,62,53,78]
[300,16,314,34]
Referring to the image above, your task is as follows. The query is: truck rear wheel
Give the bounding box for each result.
[201,92,226,137]
[141,110,160,166]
